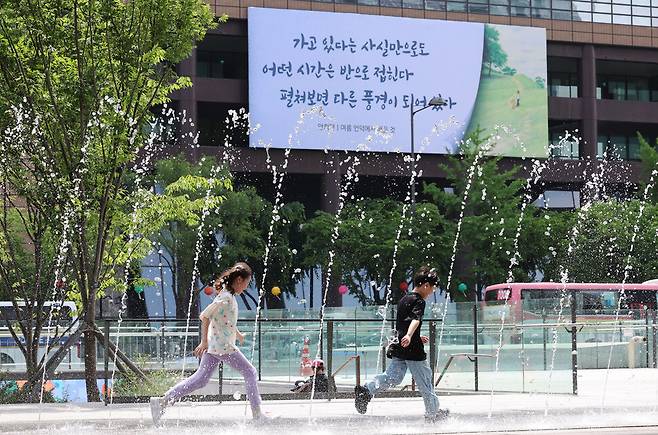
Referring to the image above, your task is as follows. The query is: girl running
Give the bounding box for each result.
[150,262,266,424]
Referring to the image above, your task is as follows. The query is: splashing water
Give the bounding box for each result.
[434,135,493,390]
[375,154,415,373]
[487,137,568,417]
[109,107,175,410]
[601,160,658,411]
[544,154,611,416]
[308,154,361,420]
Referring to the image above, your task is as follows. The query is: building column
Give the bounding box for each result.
[320,152,342,307]
[177,49,198,159]
[581,44,597,161]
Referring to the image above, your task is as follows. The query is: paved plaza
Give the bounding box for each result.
[1,368,657,434]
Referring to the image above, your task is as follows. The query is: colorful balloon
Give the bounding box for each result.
[272,286,281,296]
[457,283,468,293]
[399,281,409,292]
[203,286,214,296]
[338,284,348,295]
[134,285,144,294]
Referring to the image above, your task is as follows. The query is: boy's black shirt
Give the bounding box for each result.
[391,291,427,361]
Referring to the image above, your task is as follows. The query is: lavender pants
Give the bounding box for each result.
[164,350,262,413]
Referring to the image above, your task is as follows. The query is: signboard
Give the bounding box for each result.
[248,8,547,157]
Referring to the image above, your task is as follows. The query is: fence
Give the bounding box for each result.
[1,300,656,401]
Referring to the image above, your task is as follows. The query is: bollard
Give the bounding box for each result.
[429,321,436,381]
[473,304,479,391]
[628,336,647,369]
[327,321,334,378]
[570,290,578,395]
[104,320,109,406]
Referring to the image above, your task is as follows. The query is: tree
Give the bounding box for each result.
[302,198,452,306]
[423,130,555,296]
[215,187,306,310]
[544,201,658,283]
[638,134,658,204]
[0,0,215,401]
[483,25,508,76]
[150,156,231,319]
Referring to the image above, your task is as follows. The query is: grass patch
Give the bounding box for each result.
[467,73,548,157]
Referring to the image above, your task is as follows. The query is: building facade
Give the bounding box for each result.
[172,1,658,212]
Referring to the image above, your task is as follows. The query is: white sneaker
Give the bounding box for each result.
[150,397,166,425]
[253,411,278,425]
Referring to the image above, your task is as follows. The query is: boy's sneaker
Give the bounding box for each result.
[354,385,372,414]
[425,409,450,423]
[150,396,166,425]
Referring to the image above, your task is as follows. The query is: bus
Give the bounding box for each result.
[0,301,80,370]
[482,282,658,324]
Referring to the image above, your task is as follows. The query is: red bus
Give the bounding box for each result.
[482,282,658,323]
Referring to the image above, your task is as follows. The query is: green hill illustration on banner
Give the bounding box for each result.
[467,24,548,158]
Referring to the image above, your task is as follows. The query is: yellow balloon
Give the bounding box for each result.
[272,286,281,296]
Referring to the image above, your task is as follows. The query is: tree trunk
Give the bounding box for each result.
[83,292,99,401]
[83,328,100,401]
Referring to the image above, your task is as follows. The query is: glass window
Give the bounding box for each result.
[613,13,632,22]
[573,2,592,11]
[358,0,379,5]
[597,139,606,159]
[491,5,511,13]
[653,6,658,15]
[628,137,641,160]
[491,0,509,5]
[468,3,489,12]
[593,3,612,12]
[609,79,626,100]
[533,0,550,7]
[402,0,424,7]
[575,11,593,19]
[532,7,551,16]
[616,0,631,4]
[634,0,650,6]
[633,5,651,13]
[511,0,530,5]
[653,17,658,25]
[613,4,631,13]
[447,1,466,10]
[425,0,447,9]
[196,51,247,79]
[553,0,572,9]
[634,15,652,24]
[511,6,531,14]
[381,0,402,6]
[553,9,572,18]
[593,12,613,20]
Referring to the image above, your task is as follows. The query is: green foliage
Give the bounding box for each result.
[423,130,560,294]
[535,76,546,89]
[483,25,508,76]
[0,0,216,400]
[544,201,658,283]
[301,198,452,305]
[639,133,658,203]
[0,374,58,404]
[112,369,179,398]
[215,187,306,308]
